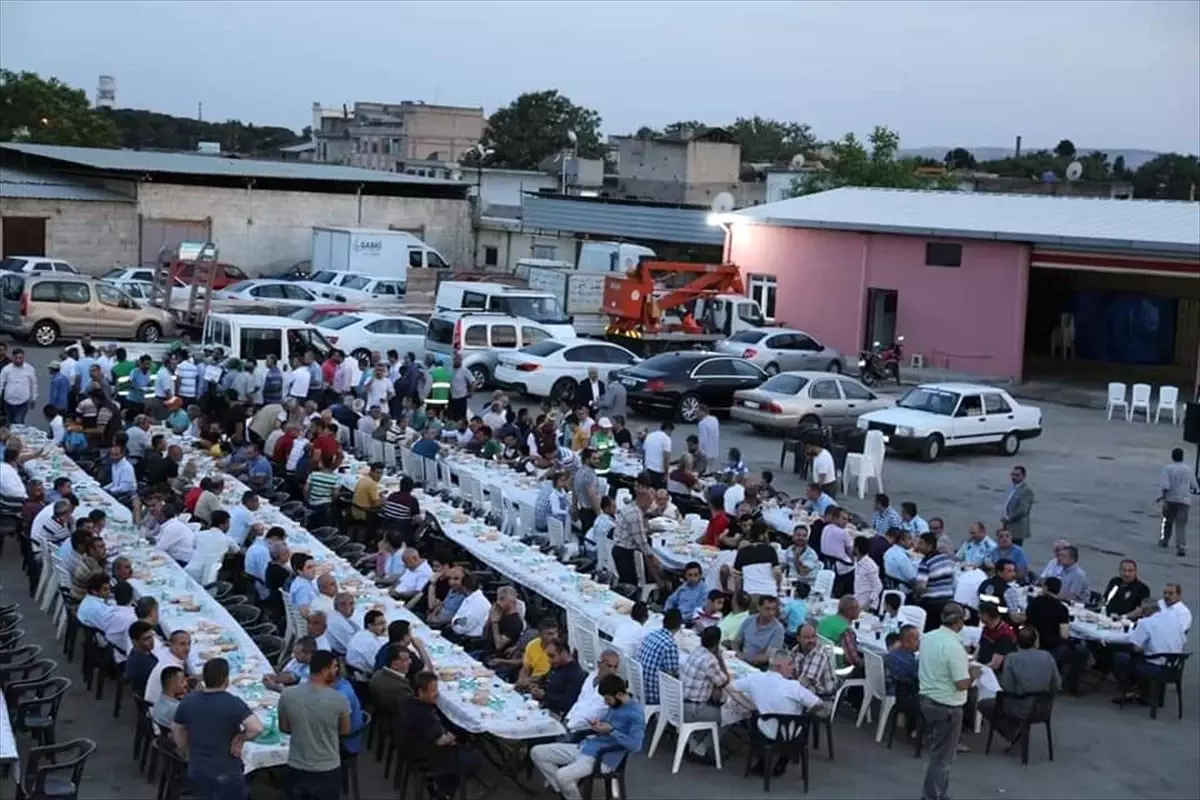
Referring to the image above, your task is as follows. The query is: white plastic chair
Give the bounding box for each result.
[547,517,567,553]
[897,604,926,631]
[858,650,895,742]
[843,431,885,498]
[399,446,416,478]
[1156,386,1180,425]
[516,497,537,539]
[632,551,656,602]
[647,673,723,774]
[812,569,835,599]
[382,442,398,469]
[879,589,906,616]
[1105,382,1128,421]
[1129,383,1152,423]
[620,655,659,728]
[568,613,600,671]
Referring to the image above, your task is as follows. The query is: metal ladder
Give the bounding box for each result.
[150,241,218,329]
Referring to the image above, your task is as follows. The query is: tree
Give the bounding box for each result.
[727,116,816,163]
[943,147,977,171]
[1111,154,1128,180]
[978,150,1060,180]
[662,120,705,139]
[480,90,603,170]
[103,108,302,154]
[634,126,660,138]
[1078,150,1110,181]
[1131,153,1200,200]
[1054,139,1076,160]
[791,125,960,196]
[0,69,117,147]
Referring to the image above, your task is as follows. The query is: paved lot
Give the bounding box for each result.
[2,343,1197,799]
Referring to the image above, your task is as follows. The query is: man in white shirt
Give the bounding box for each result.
[103,581,139,662]
[227,492,260,549]
[565,649,622,731]
[722,473,746,516]
[145,630,193,704]
[643,422,673,488]
[287,360,311,403]
[155,509,198,565]
[0,347,39,424]
[46,406,66,446]
[104,444,137,500]
[726,648,822,739]
[819,508,855,576]
[696,404,719,466]
[325,592,360,655]
[60,349,79,392]
[482,401,507,433]
[610,605,650,657]
[125,415,153,463]
[806,443,837,497]
[175,355,200,403]
[346,610,389,675]
[450,575,491,639]
[31,499,72,548]
[393,548,433,601]
[358,406,381,440]
[365,365,393,411]
[1158,583,1192,637]
[311,573,339,616]
[0,450,27,500]
[1116,598,1186,702]
[76,573,115,631]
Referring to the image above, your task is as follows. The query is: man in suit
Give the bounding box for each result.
[1001,465,1035,546]
[574,367,605,412]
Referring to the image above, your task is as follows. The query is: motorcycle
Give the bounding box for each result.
[858,335,905,387]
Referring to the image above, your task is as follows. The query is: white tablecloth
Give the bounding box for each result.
[0,698,16,764]
[1069,618,1134,645]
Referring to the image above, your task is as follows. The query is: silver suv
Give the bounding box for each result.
[0,273,177,347]
[424,311,555,389]
[715,327,845,375]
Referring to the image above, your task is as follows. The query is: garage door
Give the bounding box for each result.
[139,217,211,266]
[2,217,46,257]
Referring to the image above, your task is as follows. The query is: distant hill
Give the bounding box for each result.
[899,146,1165,170]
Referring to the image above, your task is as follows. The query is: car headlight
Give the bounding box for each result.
[895,426,913,437]
[856,417,868,430]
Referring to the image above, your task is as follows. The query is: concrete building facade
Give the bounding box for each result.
[608,129,743,205]
[312,101,484,173]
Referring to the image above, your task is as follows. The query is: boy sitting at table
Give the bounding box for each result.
[61,415,89,455]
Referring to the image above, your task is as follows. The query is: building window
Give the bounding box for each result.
[747,274,777,320]
[532,244,558,260]
[484,246,499,267]
[926,242,962,267]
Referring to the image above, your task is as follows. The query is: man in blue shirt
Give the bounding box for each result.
[412,427,441,459]
[872,493,903,534]
[127,358,152,416]
[244,527,286,600]
[530,673,645,800]
[883,529,919,588]
[664,562,708,621]
[241,443,274,493]
[987,529,1029,582]
[333,671,365,756]
[48,360,70,412]
[637,609,682,705]
[900,501,929,535]
[801,482,835,516]
[883,624,920,693]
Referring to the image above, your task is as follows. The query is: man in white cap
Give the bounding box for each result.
[590,417,616,477]
[263,410,290,460]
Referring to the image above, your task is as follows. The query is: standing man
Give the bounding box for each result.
[597,370,627,419]
[806,442,837,498]
[176,352,201,408]
[47,360,70,415]
[917,602,979,800]
[575,367,605,413]
[0,348,38,424]
[1000,465,1034,547]
[149,355,176,421]
[172,657,264,800]
[642,422,673,489]
[449,355,472,422]
[1158,447,1198,557]
[277,650,352,800]
[696,404,720,469]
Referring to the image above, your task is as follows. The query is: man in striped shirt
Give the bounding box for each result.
[304,453,342,528]
[915,532,956,632]
[380,476,421,543]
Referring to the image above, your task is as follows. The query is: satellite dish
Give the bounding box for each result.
[1066,161,1083,181]
[790,153,806,170]
[566,130,578,144]
[711,192,735,214]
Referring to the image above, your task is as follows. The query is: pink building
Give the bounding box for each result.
[720,188,1200,383]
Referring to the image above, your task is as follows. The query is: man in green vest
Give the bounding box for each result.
[590,416,616,476]
[427,356,452,414]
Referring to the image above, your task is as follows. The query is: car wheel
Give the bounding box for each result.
[1000,431,1021,456]
[468,364,489,391]
[826,360,842,374]
[351,348,372,363]
[136,321,162,343]
[550,378,577,407]
[31,321,59,348]
[764,362,780,376]
[799,414,821,429]
[677,392,702,423]
[920,433,944,463]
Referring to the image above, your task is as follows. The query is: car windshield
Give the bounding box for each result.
[728,330,765,344]
[289,307,316,322]
[505,295,567,323]
[100,268,127,280]
[309,271,337,284]
[520,341,565,357]
[760,374,809,395]
[319,314,362,330]
[224,280,253,293]
[896,387,960,415]
[341,275,371,290]
[634,352,701,376]
[0,258,29,272]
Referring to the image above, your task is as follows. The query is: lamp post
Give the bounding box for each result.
[466,143,492,268]
[560,130,578,195]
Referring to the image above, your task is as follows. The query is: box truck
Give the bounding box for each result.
[310,227,450,285]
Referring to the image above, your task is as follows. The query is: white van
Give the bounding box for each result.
[434,281,576,339]
[310,227,450,283]
[114,312,335,367]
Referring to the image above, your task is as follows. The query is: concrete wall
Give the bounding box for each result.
[728,225,1030,380]
[137,183,471,274]
[473,226,576,270]
[476,171,559,211]
[685,139,741,184]
[616,138,688,182]
[0,197,139,274]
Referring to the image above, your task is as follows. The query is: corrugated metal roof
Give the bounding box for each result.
[0,165,133,202]
[0,142,463,187]
[725,187,1200,255]
[523,195,724,246]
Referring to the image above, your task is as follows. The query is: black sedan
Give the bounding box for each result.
[616,351,768,423]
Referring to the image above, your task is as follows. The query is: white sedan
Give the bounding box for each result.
[493,339,640,404]
[317,312,427,362]
[215,279,322,305]
[856,382,1043,462]
[299,271,407,303]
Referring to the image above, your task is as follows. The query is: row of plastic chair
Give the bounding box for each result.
[1106,382,1180,423]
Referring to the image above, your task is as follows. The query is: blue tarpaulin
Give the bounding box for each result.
[1070,291,1177,365]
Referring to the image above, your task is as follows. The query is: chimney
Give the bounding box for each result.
[1014,135,1022,159]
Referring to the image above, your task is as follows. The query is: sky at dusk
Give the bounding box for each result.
[2,0,1198,153]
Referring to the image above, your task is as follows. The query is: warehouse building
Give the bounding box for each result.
[0,143,470,275]
[717,187,1200,386]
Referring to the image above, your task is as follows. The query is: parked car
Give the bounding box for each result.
[616,351,767,423]
[316,313,427,362]
[300,271,408,303]
[494,339,640,404]
[856,382,1043,462]
[732,371,891,432]
[273,260,312,280]
[0,256,79,274]
[215,280,321,305]
[101,267,158,283]
[0,273,176,346]
[171,260,249,289]
[715,327,845,375]
[425,311,556,389]
[288,304,364,326]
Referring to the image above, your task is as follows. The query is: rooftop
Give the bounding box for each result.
[722,187,1200,255]
[0,164,132,203]
[0,142,465,190]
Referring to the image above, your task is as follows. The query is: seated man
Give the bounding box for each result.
[565,649,621,733]
[263,636,317,690]
[532,639,588,718]
[403,673,480,799]
[727,648,823,775]
[1113,599,1186,704]
[978,626,1061,742]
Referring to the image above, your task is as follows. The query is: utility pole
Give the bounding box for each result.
[198,101,203,122]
